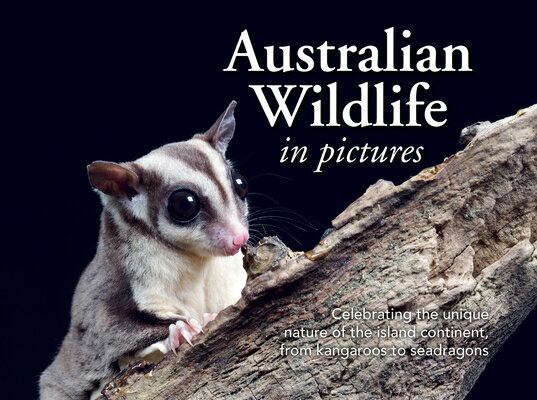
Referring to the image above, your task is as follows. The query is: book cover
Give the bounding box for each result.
[8,4,536,399]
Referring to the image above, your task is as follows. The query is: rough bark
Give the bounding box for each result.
[98,105,537,400]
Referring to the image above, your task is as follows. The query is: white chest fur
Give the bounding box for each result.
[128,238,247,323]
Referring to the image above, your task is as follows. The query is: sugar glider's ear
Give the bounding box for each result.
[201,100,237,156]
[87,161,139,200]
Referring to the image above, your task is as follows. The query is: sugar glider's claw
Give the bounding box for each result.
[168,324,180,355]
[167,318,204,353]
[176,321,194,346]
[187,318,203,334]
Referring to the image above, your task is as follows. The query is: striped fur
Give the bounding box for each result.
[40,102,249,400]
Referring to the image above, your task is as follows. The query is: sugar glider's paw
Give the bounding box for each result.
[168,318,203,354]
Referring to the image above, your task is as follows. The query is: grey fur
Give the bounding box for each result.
[40,212,174,399]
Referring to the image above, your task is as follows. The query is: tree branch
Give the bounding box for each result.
[98,105,537,400]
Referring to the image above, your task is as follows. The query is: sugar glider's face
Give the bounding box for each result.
[88,101,250,257]
[129,138,249,256]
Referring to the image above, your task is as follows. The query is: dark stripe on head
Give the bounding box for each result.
[159,142,229,204]
[115,202,156,238]
[129,163,164,227]
[110,197,184,253]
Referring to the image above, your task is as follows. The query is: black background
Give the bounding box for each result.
[7,4,536,399]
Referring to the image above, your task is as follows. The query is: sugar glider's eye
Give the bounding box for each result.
[167,189,200,223]
[232,172,248,200]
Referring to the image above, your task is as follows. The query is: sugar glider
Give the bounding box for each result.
[40,101,249,400]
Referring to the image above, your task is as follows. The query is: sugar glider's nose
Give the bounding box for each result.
[225,226,249,255]
[232,230,249,248]
[216,223,249,256]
